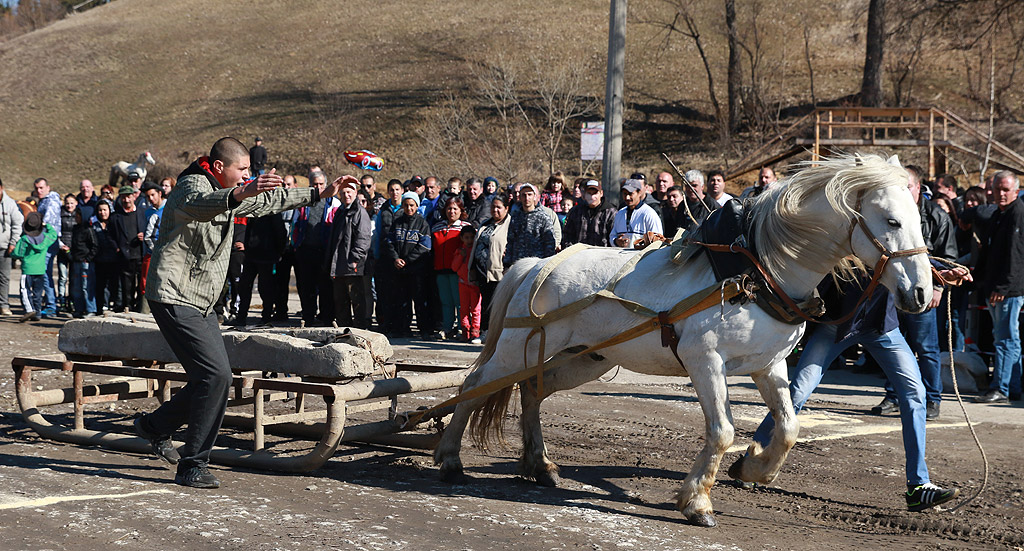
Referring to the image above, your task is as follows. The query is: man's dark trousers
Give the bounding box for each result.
[332,275,366,328]
[143,300,232,469]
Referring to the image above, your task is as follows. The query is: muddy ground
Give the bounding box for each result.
[1,311,1022,551]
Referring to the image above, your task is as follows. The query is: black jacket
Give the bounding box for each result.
[93,222,119,264]
[110,207,147,261]
[70,223,98,263]
[978,198,1024,297]
[464,194,490,228]
[383,212,432,271]
[243,214,287,264]
[561,200,616,247]
[919,198,957,261]
[249,145,267,171]
[327,201,372,277]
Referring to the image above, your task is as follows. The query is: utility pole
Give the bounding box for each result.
[602,0,626,208]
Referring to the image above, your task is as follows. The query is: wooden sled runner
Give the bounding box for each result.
[12,315,468,472]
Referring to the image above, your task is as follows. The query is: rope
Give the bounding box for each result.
[940,284,989,513]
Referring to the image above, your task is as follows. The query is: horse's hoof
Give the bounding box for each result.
[726,455,746,480]
[534,470,560,488]
[439,466,468,484]
[687,512,718,528]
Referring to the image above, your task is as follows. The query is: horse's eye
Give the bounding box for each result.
[887,218,901,228]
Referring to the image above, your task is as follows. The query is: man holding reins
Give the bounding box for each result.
[136,137,357,488]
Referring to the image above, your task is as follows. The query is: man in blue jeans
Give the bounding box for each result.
[733,272,964,512]
[872,165,957,419]
[975,171,1024,403]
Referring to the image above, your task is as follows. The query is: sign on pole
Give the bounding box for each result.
[581,121,605,161]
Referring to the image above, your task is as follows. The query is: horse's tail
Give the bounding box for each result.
[469,257,542,446]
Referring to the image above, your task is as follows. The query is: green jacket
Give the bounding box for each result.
[12,224,57,275]
[146,159,321,314]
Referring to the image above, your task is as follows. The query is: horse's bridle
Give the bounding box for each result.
[695,190,929,326]
[820,191,930,325]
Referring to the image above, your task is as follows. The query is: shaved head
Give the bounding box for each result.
[209,137,249,167]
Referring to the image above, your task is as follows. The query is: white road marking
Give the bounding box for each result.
[727,412,968,453]
[0,489,174,510]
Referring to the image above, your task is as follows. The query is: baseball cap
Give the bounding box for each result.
[584,179,601,191]
[621,179,644,193]
[118,185,135,196]
[629,172,647,181]
[518,183,538,195]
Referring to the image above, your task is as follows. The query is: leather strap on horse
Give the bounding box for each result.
[658,310,687,374]
[401,279,745,428]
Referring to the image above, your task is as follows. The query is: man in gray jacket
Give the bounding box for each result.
[327,179,371,328]
[136,137,356,489]
[0,177,25,315]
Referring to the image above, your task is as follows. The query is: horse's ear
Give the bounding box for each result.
[887,155,902,167]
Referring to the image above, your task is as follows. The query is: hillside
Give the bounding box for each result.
[0,0,1012,194]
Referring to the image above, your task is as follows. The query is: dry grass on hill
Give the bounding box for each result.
[0,0,1016,196]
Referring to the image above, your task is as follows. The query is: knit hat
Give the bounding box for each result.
[401,191,421,207]
[23,211,43,237]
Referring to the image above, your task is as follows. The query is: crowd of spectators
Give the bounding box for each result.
[0,157,1021,406]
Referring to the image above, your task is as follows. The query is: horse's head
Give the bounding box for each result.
[846,156,932,314]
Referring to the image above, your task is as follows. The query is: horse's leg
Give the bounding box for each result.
[519,351,609,487]
[676,363,734,527]
[433,367,493,483]
[728,359,798,484]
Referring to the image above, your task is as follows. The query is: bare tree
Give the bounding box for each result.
[655,2,725,138]
[861,0,886,107]
[725,0,741,134]
[530,56,602,173]
[803,26,817,106]
[15,0,65,32]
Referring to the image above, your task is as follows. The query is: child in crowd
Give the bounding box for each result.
[558,196,574,226]
[12,212,57,322]
[58,194,78,312]
[382,192,432,337]
[69,207,98,317]
[541,172,567,213]
[452,225,481,344]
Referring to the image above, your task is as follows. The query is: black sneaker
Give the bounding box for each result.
[870,397,900,415]
[906,483,959,512]
[974,390,1009,404]
[174,463,221,489]
[925,401,940,420]
[134,416,180,467]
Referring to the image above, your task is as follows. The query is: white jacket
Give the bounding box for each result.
[0,191,24,250]
[609,203,663,248]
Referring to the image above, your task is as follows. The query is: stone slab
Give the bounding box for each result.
[58,315,392,379]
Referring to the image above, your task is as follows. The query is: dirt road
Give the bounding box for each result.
[1,314,1022,551]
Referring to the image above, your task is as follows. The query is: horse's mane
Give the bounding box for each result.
[748,154,909,283]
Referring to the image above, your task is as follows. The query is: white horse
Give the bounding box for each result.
[109,151,156,187]
[433,154,933,527]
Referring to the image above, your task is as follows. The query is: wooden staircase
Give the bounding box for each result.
[727,107,1024,182]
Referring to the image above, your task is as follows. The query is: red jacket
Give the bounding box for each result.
[452,246,474,285]
[432,220,469,271]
